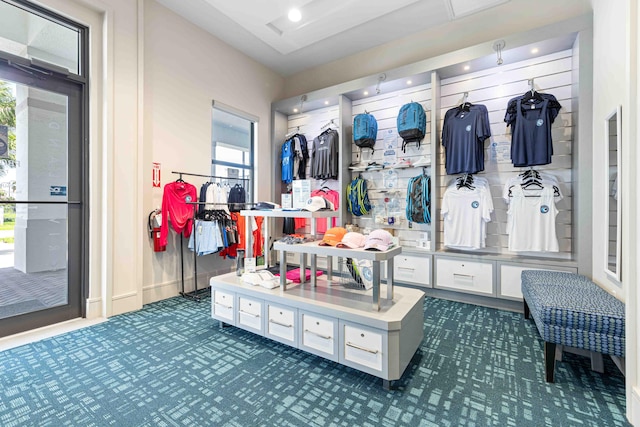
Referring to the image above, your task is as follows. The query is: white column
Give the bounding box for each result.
[13,86,68,273]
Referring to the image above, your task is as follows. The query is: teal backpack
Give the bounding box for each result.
[397,102,426,152]
[405,173,431,223]
[353,113,378,151]
[347,176,372,216]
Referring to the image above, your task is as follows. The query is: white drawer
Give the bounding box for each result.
[237,296,263,334]
[342,323,383,372]
[499,264,577,300]
[394,255,430,286]
[436,258,494,295]
[300,312,338,361]
[266,304,297,346]
[212,289,235,323]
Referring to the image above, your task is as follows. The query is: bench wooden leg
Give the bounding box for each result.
[545,341,556,383]
[590,352,604,373]
[524,299,530,319]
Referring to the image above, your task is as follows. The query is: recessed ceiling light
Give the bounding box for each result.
[531,47,539,54]
[293,108,298,113]
[406,80,412,85]
[288,8,302,22]
[324,101,329,105]
[464,65,470,71]
[363,91,369,96]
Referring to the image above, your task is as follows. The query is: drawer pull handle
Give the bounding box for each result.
[346,342,379,354]
[453,273,474,278]
[269,319,292,328]
[239,310,259,318]
[304,329,331,340]
[398,267,415,271]
[214,302,233,309]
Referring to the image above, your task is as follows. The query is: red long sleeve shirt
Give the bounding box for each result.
[160,181,198,246]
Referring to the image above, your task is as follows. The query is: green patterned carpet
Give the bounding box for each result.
[0,296,629,426]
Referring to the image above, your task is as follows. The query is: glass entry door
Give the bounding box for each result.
[0,63,84,337]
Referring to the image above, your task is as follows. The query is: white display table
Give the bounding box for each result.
[209,272,424,389]
[273,241,402,311]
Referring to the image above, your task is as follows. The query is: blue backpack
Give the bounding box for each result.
[397,102,426,152]
[353,113,378,151]
[405,173,431,224]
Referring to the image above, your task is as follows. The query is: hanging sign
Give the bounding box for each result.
[292,179,311,209]
[152,162,161,187]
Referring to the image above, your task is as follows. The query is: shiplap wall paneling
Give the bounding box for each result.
[349,84,433,247]
[284,105,341,235]
[436,49,574,259]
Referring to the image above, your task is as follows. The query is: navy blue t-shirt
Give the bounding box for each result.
[442,104,491,175]
[504,93,561,167]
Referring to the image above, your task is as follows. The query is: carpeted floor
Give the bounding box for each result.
[0,295,629,427]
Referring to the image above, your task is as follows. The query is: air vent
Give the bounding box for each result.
[445,0,510,19]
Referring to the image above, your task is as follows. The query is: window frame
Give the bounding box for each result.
[211,101,257,205]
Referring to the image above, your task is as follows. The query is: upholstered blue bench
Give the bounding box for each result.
[521,270,625,382]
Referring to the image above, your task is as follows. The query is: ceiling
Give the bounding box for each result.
[154,0,511,76]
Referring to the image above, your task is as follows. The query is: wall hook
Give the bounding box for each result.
[493,39,506,65]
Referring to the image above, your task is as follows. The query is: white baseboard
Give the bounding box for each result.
[85,297,103,319]
[631,386,640,426]
[142,269,233,305]
[111,291,140,315]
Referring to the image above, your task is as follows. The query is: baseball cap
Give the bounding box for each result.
[319,227,347,246]
[336,232,366,249]
[302,196,334,212]
[363,229,394,251]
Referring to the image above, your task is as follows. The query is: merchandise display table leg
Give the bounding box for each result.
[279,250,287,290]
[300,253,307,283]
[372,261,381,311]
[311,254,317,287]
[386,258,394,301]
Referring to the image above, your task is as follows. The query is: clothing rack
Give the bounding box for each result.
[170,171,249,302]
[171,170,250,182]
[284,127,300,139]
[320,119,336,130]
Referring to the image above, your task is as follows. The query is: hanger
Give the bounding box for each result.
[175,174,184,183]
[522,79,543,103]
[456,173,475,190]
[285,126,300,139]
[457,92,473,113]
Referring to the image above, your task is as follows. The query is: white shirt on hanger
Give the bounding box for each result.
[507,184,559,252]
[441,183,493,250]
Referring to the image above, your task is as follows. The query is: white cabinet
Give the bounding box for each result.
[498,263,578,300]
[299,311,338,361]
[266,304,298,347]
[341,322,384,374]
[212,289,235,324]
[435,257,495,296]
[237,295,264,334]
[210,272,425,387]
[394,254,431,287]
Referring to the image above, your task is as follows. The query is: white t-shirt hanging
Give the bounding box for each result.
[502,173,562,204]
[507,185,559,252]
[441,185,493,250]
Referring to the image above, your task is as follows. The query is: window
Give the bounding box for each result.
[211,102,257,205]
[0,0,84,76]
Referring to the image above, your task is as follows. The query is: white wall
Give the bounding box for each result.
[589,0,638,423]
[32,0,284,317]
[141,0,284,303]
